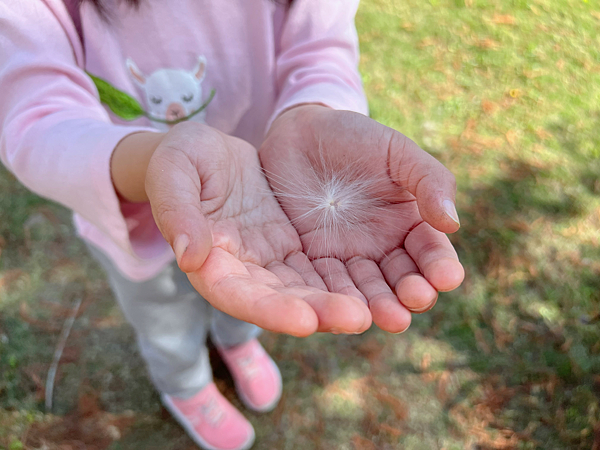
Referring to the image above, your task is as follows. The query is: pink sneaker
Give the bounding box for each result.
[161,382,255,450]
[218,339,282,412]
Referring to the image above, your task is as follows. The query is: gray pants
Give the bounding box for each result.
[87,243,261,398]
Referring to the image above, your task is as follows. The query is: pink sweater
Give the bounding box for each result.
[0,0,368,281]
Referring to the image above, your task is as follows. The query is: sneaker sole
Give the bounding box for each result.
[161,393,255,450]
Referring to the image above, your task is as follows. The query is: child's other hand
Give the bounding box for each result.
[144,122,371,337]
[260,105,465,333]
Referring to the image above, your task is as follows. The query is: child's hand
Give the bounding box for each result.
[144,122,371,336]
[259,105,465,333]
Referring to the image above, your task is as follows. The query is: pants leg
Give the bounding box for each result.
[210,308,262,349]
[87,243,212,398]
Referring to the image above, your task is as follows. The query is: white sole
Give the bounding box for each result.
[161,394,256,450]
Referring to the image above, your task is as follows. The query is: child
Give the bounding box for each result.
[0,0,464,449]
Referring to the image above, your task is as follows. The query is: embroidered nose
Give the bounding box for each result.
[166,102,186,121]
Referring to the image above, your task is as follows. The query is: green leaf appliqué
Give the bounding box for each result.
[87,73,145,120]
[87,72,215,125]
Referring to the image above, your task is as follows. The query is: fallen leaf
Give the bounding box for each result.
[379,423,403,437]
[0,269,27,292]
[535,128,553,141]
[474,328,492,355]
[420,352,432,372]
[91,315,124,329]
[419,37,437,48]
[493,14,516,25]
[478,38,500,49]
[482,99,498,114]
[505,130,518,146]
[593,425,600,450]
[357,338,384,363]
[352,434,376,450]
[436,371,453,403]
[374,389,409,421]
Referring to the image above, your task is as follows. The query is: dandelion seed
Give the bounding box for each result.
[264,146,416,268]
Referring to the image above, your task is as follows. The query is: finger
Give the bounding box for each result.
[387,132,460,234]
[284,252,328,291]
[146,150,212,273]
[311,257,373,333]
[404,222,465,292]
[379,248,439,313]
[300,291,372,334]
[346,257,411,333]
[189,248,319,336]
[272,255,371,333]
[312,257,367,304]
[269,285,371,334]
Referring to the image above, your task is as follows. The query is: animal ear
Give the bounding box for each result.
[126,58,146,86]
[193,56,207,82]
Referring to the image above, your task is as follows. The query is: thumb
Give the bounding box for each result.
[388,132,460,234]
[145,149,213,273]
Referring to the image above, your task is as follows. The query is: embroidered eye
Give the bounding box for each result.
[182,93,194,103]
[150,96,162,104]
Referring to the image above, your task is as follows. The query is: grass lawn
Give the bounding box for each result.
[1,0,599,449]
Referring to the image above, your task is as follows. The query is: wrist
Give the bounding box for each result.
[111,131,166,203]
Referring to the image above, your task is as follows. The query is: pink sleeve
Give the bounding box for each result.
[269,0,369,126]
[0,0,156,257]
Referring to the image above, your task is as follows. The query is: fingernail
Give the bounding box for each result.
[442,199,460,226]
[173,234,189,265]
[392,327,409,334]
[407,297,438,313]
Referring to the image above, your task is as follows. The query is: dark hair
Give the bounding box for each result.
[81,0,141,19]
[82,0,292,16]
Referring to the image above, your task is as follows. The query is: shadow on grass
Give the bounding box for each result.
[422,132,600,447]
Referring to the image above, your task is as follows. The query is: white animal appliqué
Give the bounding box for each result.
[126,56,208,131]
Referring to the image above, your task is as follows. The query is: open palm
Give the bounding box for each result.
[260,106,465,333]
[145,122,371,336]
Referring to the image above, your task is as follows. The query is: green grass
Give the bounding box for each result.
[1,0,600,449]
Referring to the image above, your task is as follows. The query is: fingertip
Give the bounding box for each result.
[177,235,212,273]
[271,295,321,337]
[424,258,465,292]
[352,295,373,333]
[289,302,320,337]
[174,234,189,266]
[391,313,412,334]
[172,216,213,273]
[344,295,372,333]
[369,293,412,333]
[375,305,412,333]
[418,197,461,234]
[442,199,461,229]
[396,274,438,312]
[303,292,371,334]
[407,296,437,314]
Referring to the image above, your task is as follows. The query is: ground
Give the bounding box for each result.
[1,0,600,449]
